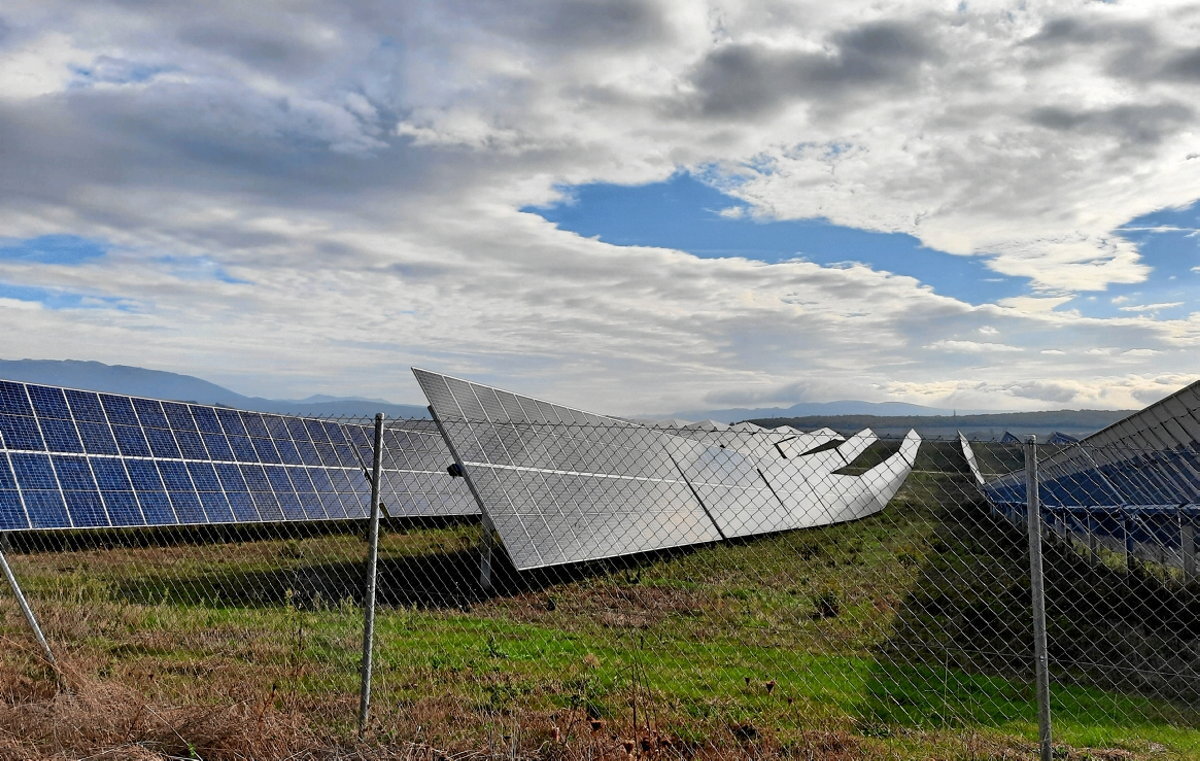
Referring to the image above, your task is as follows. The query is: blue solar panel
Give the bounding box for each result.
[28,386,70,419]
[40,418,83,453]
[25,490,70,528]
[0,378,474,531]
[112,425,152,457]
[64,390,104,422]
[0,382,33,416]
[0,414,44,450]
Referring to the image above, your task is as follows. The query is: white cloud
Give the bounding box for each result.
[1119,301,1185,312]
[926,340,1023,353]
[0,0,1196,412]
[996,295,1075,314]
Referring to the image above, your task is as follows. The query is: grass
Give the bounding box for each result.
[2,462,1199,759]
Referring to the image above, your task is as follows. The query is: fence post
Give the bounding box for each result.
[1123,514,1136,570]
[0,535,58,676]
[1181,509,1196,583]
[358,412,385,737]
[427,406,498,591]
[1025,437,1053,761]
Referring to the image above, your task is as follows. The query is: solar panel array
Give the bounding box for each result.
[964,381,1200,564]
[775,428,842,459]
[973,381,1200,512]
[0,379,470,531]
[414,368,922,570]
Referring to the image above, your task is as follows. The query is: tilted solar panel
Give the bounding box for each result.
[975,380,1200,512]
[413,369,723,569]
[0,379,470,531]
[766,430,922,529]
[776,428,843,459]
[414,368,922,571]
[664,425,803,461]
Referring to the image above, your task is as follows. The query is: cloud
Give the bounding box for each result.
[1118,302,1184,312]
[926,340,1023,354]
[686,19,940,118]
[0,0,1197,412]
[1026,102,1193,147]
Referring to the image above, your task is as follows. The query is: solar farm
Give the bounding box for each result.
[3,370,1200,759]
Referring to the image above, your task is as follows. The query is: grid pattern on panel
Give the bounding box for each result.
[413,368,724,570]
[0,379,381,531]
[379,420,477,517]
[660,433,791,539]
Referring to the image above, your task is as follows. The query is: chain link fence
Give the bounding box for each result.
[1,418,1199,759]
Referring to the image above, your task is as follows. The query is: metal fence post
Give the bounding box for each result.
[428,406,498,591]
[0,535,58,675]
[358,412,385,736]
[1025,437,1053,761]
[1181,508,1196,583]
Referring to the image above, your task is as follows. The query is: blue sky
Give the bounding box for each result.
[527,174,1031,307]
[0,1,1198,414]
[529,174,1200,322]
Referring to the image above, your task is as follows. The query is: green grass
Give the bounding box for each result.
[3,475,1200,758]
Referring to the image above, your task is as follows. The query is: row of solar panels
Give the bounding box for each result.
[0,378,482,529]
[962,380,1200,570]
[413,369,921,571]
[0,373,922,572]
[964,379,1200,514]
[0,375,872,535]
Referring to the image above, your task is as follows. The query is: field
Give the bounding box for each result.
[2,453,1199,760]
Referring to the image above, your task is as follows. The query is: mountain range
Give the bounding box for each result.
[0,359,1125,436]
[658,399,993,424]
[0,359,429,418]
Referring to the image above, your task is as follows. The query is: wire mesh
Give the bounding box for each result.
[1,419,1198,759]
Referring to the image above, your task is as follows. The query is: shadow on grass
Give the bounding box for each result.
[859,472,1200,739]
[111,529,708,611]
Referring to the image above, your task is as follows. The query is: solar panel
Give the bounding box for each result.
[664,424,805,461]
[976,380,1200,513]
[766,430,921,528]
[661,433,792,538]
[413,369,724,569]
[776,428,842,459]
[414,369,922,571]
[380,419,478,516]
[0,379,470,531]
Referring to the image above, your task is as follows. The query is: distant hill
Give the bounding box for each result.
[664,399,992,424]
[0,359,428,419]
[748,409,1135,441]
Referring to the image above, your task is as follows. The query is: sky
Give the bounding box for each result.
[0,1,1198,415]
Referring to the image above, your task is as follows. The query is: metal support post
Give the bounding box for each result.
[1025,437,1053,761]
[428,406,497,592]
[1181,510,1196,583]
[0,535,58,672]
[357,413,385,737]
[1123,514,1136,570]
